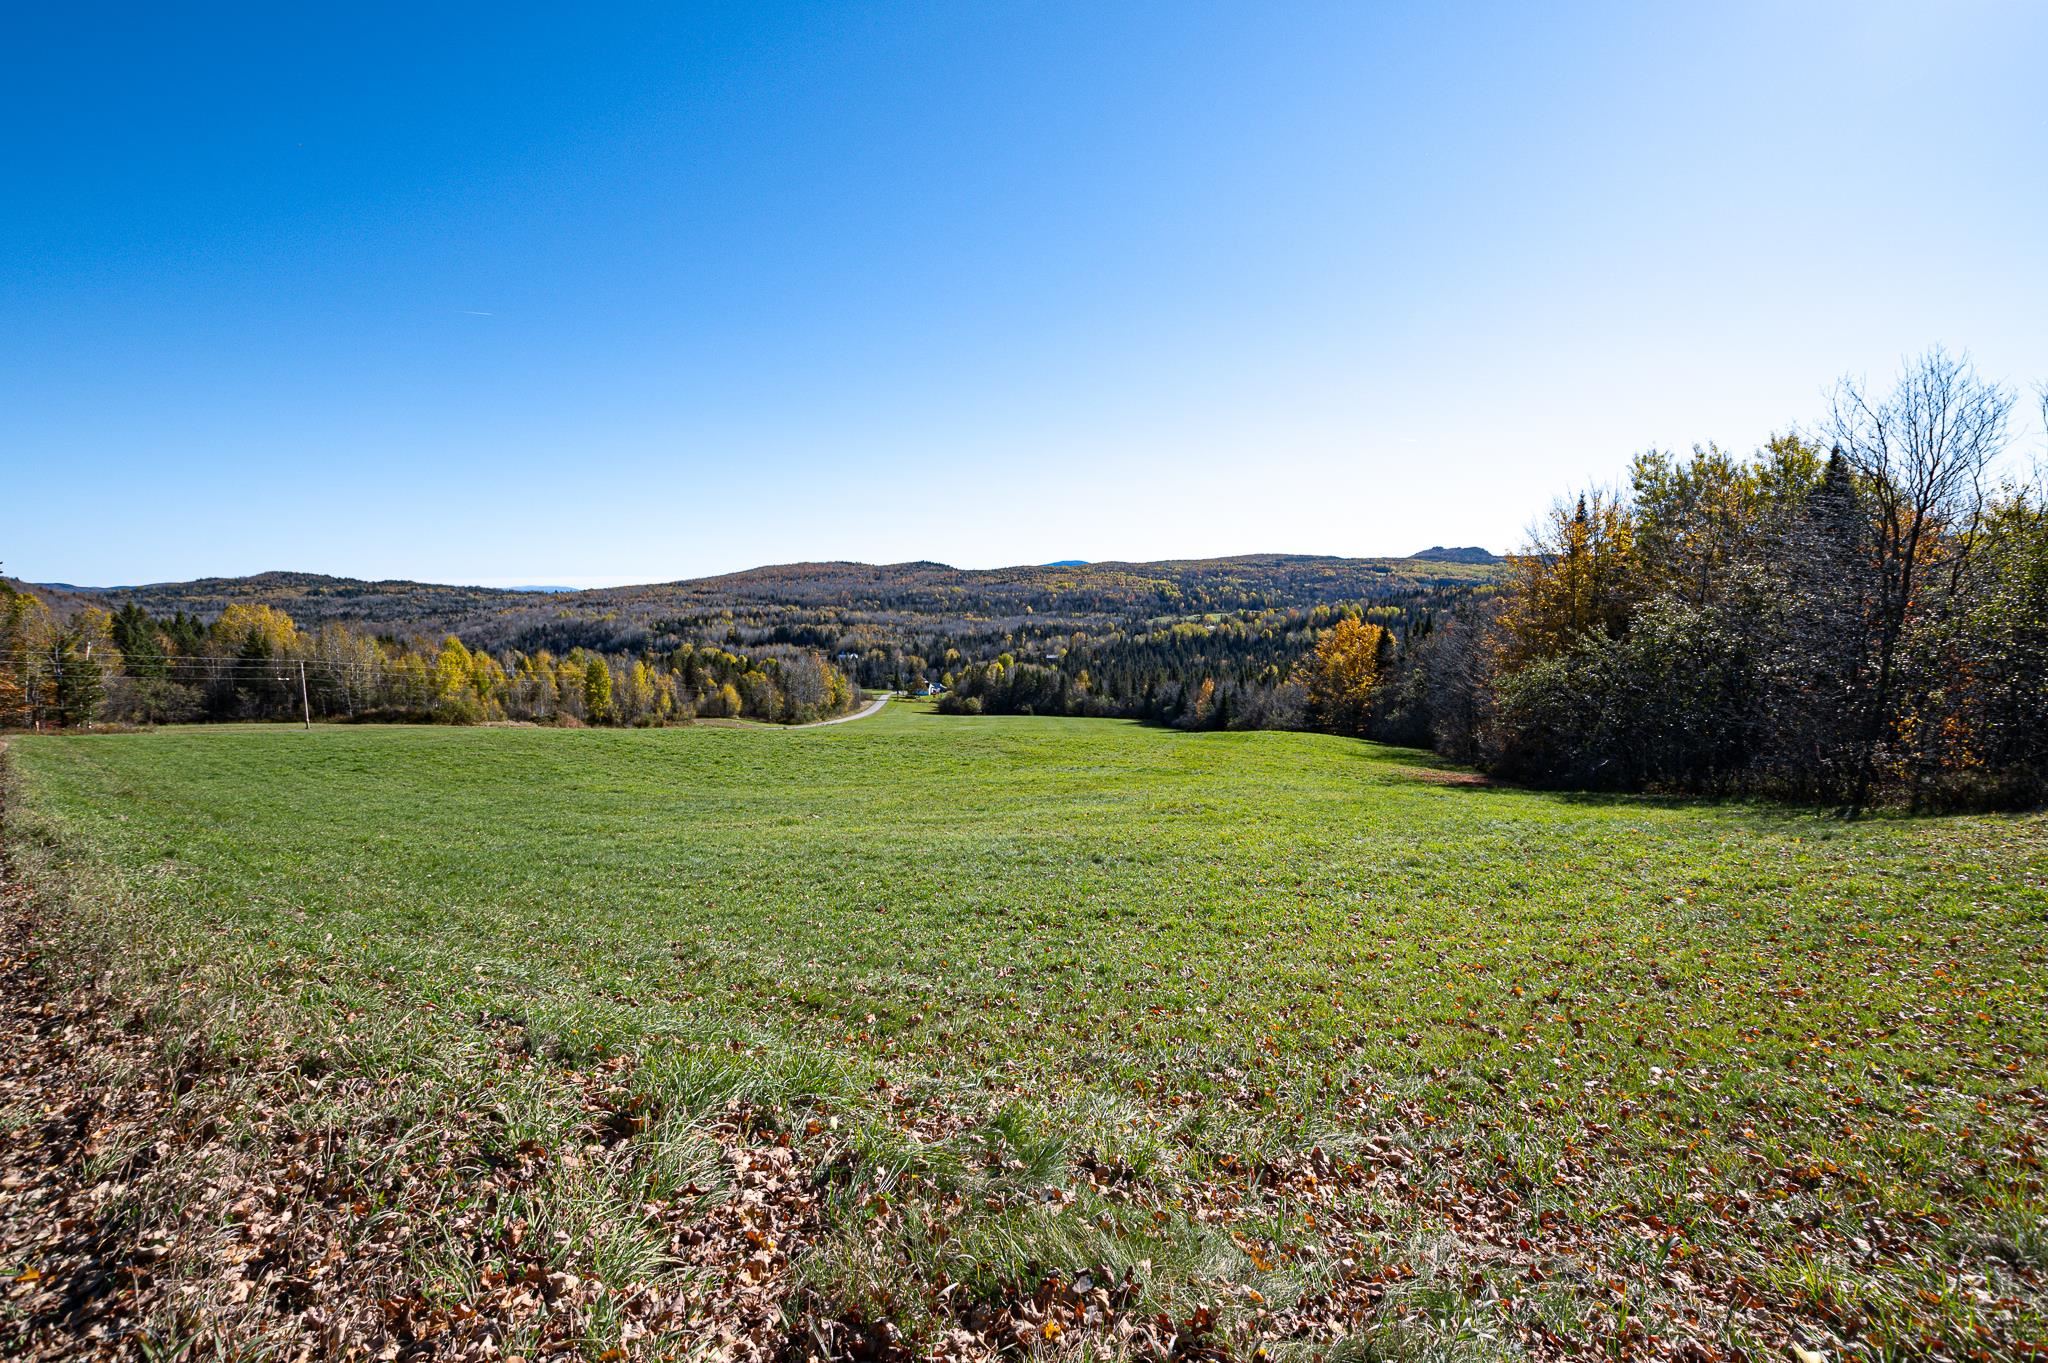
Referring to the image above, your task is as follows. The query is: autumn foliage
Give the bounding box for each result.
[0,590,860,731]
[1293,616,1388,736]
[1411,352,2048,807]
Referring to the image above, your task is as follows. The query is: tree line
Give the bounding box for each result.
[1368,349,2047,809]
[0,596,861,730]
[43,555,1497,738]
[931,603,1407,731]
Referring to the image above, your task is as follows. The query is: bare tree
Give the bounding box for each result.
[1422,603,1499,763]
[1824,348,2013,805]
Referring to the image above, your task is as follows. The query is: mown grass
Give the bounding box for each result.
[7,705,2046,1358]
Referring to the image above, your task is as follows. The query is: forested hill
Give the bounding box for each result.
[53,572,523,628]
[53,554,1499,650]
[589,554,1497,616]
[13,555,1498,730]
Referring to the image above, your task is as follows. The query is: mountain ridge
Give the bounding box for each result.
[36,551,1499,605]
[24,553,1503,656]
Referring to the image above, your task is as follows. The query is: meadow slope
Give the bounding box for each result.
[4,709,2044,1361]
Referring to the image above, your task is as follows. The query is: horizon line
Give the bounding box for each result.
[19,545,1504,596]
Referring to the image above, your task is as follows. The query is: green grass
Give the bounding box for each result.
[9,705,2047,1357]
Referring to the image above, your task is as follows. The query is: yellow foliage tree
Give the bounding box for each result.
[1295,616,1387,735]
[584,656,614,724]
[212,603,301,656]
[431,636,474,703]
[623,660,657,723]
[0,588,56,727]
[1496,492,1638,670]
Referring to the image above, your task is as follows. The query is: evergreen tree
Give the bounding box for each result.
[111,603,168,678]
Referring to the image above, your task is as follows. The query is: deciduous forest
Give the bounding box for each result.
[0,597,861,728]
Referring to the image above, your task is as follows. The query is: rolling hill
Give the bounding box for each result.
[46,553,1502,654]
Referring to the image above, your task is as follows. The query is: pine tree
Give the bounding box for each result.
[111,603,168,679]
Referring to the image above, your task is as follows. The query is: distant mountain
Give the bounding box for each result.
[1044,560,1089,567]
[82,554,1503,654]
[1408,545,1500,565]
[11,580,112,617]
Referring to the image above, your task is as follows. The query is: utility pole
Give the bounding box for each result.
[299,660,312,729]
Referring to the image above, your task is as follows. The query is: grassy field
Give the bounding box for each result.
[6,705,2046,1360]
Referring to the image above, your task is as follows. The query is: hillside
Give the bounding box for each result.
[61,554,1501,653]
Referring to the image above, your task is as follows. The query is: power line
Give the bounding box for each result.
[0,649,599,668]
[0,653,445,676]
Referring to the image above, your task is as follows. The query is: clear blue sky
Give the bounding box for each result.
[6,2,2045,588]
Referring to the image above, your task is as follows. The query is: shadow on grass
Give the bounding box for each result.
[1365,752,2004,826]
[1334,739,1897,825]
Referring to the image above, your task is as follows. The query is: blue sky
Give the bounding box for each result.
[5,2,2045,588]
